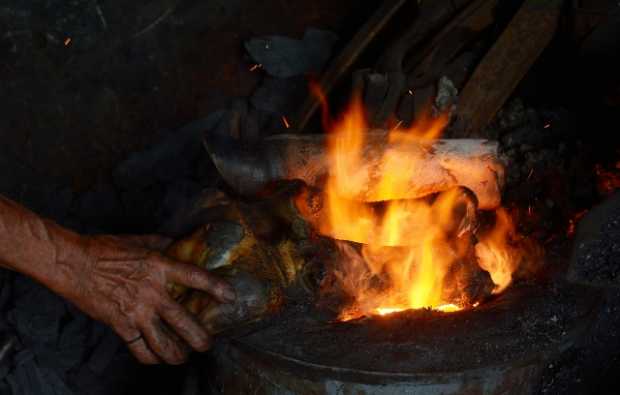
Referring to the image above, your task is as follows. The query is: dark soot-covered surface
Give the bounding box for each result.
[231,284,600,374]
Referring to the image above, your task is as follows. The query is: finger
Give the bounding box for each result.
[121,235,174,251]
[115,326,161,365]
[139,235,174,251]
[159,300,212,352]
[127,337,161,365]
[164,259,236,303]
[139,317,189,365]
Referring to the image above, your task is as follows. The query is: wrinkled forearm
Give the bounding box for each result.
[0,195,231,365]
[0,195,86,296]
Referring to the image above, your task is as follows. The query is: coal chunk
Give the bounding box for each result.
[251,76,307,115]
[113,113,224,191]
[568,191,620,287]
[245,28,338,78]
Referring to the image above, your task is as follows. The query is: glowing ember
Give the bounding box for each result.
[304,90,535,321]
[338,303,464,321]
[435,303,462,312]
[377,303,462,316]
[595,161,620,196]
[375,307,406,316]
[567,210,588,238]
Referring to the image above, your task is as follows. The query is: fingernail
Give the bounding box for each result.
[197,336,212,352]
[220,285,236,303]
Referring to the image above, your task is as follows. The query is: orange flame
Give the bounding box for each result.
[475,208,519,293]
[306,89,531,320]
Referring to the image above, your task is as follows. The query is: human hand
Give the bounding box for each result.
[61,234,235,365]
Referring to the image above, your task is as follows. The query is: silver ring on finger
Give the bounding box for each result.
[126,334,144,345]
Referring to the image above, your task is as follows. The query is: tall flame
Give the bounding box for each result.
[308,89,533,320]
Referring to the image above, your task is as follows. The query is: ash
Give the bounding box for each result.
[573,204,620,285]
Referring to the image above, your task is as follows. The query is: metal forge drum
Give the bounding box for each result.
[205,284,598,395]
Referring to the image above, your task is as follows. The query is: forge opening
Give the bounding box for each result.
[289,92,542,322]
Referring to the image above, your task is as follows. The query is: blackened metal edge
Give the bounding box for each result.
[204,131,286,195]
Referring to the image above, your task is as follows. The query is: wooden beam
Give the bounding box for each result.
[455,0,564,137]
[293,0,408,132]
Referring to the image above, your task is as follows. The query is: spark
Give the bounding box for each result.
[543,123,551,129]
[408,89,414,95]
[527,168,534,180]
[282,115,291,129]
[249,63,262,72]
[64,37,72,46]
[95,4,108,30]
[391,120,403,131]
[545,234,557,245]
